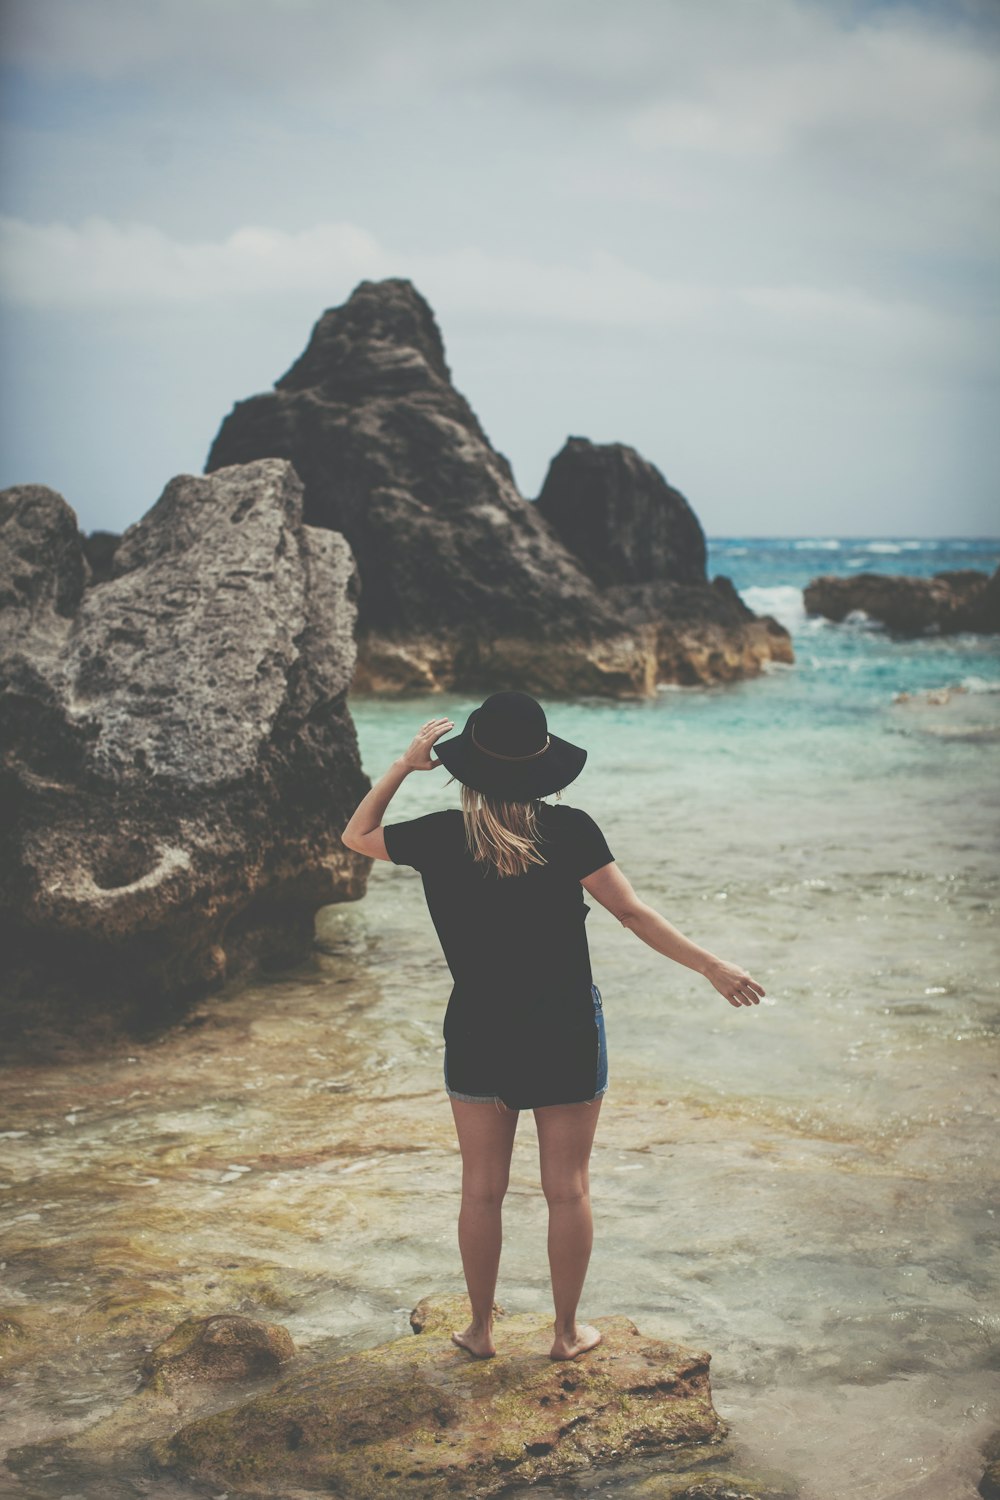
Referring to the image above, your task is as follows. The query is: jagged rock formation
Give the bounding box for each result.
[206,278,792,695]
[151,1294,723,1498]
[537,439,794,683]
[0,461,369,1053]
[205,280,646,697]
[804,568,1000,635]
[536,436,707,587]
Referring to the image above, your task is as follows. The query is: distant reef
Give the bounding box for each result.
[0,464,369,1054]
[804,568,1000,636]
[206,277,793,694]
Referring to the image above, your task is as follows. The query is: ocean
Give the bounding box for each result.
[2,537,998,1499]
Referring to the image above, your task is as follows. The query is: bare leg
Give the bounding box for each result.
[534,1097,603,1359]
[448,1098,520,1357]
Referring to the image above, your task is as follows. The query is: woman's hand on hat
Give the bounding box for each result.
[401,718,455,772]
[704,958,765,1008]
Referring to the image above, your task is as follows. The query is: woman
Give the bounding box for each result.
[342,691,764,1363]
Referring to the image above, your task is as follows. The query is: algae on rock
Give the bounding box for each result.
[152,1293,723,1498]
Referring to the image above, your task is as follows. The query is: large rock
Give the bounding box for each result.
[0,461,369,1051]
[535,436,707,587]
[7,1299,795,1500]
[151,1294,723,1498]
[206,279,650,696]
[537,440,794,682]
[205,278,791,695]
[804,568,1000,635]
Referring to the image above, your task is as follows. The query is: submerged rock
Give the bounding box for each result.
[0,460,369,1052]
[205,278,792,695]
[804,568,1000,635]
[152,1294,722,1497]
[980,1426,1000,1500]
[141,1313,296,1393]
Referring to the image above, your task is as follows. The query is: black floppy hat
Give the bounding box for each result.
[435,691,587,801]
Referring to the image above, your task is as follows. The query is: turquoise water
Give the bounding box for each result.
[718,534,1000,705]
[343,536,1000,1497]
[350,535,1000,1125]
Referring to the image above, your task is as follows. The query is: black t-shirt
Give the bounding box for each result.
[382,803,615,1107]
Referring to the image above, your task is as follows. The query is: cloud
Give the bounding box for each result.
[628,11,1000,159]
[1,214,990,384]
[0,215,715,329]
[0,216,385,306]
[5,2,995,283]
[2,0,997,534]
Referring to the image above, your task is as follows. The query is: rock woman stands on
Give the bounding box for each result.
[342,691,764,1361]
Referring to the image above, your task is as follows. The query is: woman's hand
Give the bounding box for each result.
[704,958,765,1008]
[401,717,455,772]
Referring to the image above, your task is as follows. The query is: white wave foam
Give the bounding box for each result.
[793,539,841,550]
[961,675,1000,694]
[739,584,807,632]
[844,608,884,630]
[864,542,902,553]
[721,546,748,556]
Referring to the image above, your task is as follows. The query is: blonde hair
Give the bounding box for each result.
[450,779,560,877]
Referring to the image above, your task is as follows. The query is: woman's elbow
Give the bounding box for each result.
[616,900,649,931]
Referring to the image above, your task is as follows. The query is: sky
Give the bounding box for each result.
[1,0,998,538]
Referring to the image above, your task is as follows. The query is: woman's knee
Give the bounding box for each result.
[461,1172,510,1208]
[540,1171,589,1208]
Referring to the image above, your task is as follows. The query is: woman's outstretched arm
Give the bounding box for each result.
[581,862,764,1008]
[341,717,454,861]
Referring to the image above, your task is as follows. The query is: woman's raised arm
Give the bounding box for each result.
[581,862,764,1008]
[341,717,454,860]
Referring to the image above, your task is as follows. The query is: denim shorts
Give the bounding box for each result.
[444,983,608,1110]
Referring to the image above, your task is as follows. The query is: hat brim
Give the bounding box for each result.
[434,708,587,800]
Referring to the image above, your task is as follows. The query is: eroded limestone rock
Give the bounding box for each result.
[0,460,369,1051]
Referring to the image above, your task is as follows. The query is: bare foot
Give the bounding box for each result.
[451,1323,496,1359]
[550,1323,602,1360]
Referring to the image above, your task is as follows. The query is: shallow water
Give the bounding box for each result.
[2,538,998,1499]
